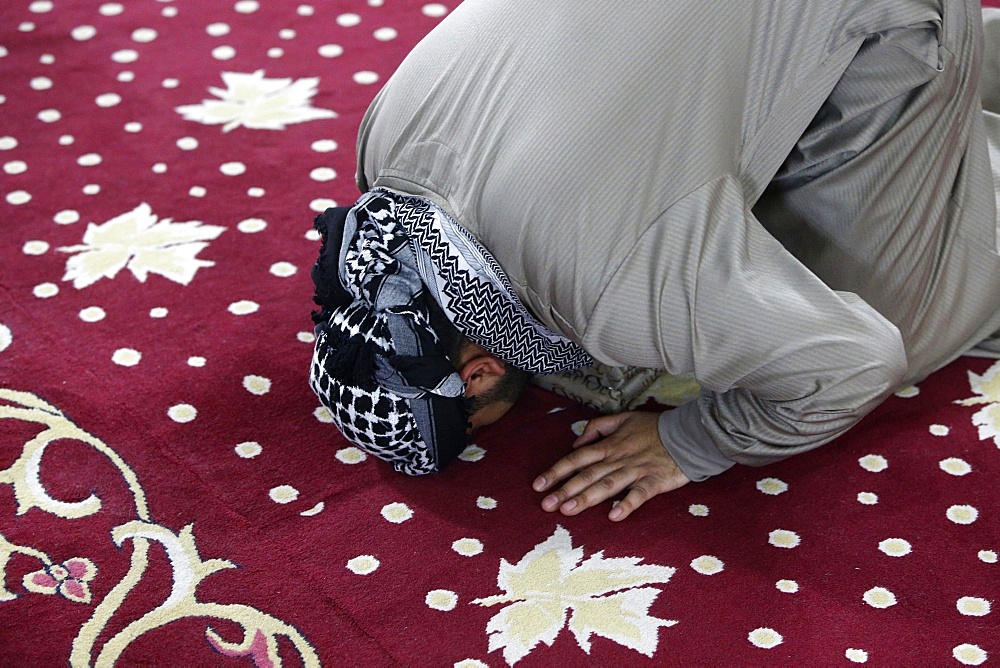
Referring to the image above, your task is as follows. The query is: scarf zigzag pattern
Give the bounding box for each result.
[388,192,593,374]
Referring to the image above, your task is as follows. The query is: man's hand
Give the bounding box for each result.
[532,411,690,521]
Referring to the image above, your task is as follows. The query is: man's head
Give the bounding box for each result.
[426,296,532,431]
[309,192,585,475]
[309,297,532,476]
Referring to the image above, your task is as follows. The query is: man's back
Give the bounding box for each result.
[350,0,1000,479]
[356,0,952,362]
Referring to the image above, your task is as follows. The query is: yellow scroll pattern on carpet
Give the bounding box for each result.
[0,389,319,667]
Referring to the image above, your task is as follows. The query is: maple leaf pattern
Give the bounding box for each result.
[176,70,337,132]
[58,203,225,288]
[955,360,1000,446]
[472,526,677,665]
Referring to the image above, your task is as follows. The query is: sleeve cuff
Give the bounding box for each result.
[658,402,735,482]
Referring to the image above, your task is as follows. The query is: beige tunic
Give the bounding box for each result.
[356,0,1000,479]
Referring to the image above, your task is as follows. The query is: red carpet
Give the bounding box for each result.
[1,1,998,665]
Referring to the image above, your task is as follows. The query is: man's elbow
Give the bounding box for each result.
[784,318,907,431]
[859,317,908,404]
[807,318,907,428]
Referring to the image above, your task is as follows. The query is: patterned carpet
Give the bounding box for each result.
[1,1,997,665]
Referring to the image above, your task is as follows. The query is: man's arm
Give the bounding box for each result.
[541,176,908,519]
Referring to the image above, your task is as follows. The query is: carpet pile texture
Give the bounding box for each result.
[1,1,997,665]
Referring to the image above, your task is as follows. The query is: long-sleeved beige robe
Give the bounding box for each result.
[355,0,1000,479]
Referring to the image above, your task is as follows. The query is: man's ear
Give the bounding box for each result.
[459,354,506,396]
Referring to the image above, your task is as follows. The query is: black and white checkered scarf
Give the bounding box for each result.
[309,189,591,474]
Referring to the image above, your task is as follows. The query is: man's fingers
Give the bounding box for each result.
[608,480,656,521]
[572,412,633,447]
[543,466,638,515]
[609,471,691,521]
[532,442,609,492]
[534,410,686,521]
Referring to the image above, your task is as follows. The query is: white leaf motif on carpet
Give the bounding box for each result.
[176,70,337,132]
[58,203,225,288]
[955,360,1000,446]
[472,525,677,665]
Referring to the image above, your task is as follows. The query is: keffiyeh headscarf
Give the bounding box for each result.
[310,189,591,475]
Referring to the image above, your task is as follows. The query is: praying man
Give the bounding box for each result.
[309,0,1000,521]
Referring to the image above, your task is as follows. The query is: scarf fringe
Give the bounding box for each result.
[322,326,379,390]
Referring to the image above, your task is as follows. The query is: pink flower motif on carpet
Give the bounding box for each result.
[206,627,277,668]
[22,557,97,604]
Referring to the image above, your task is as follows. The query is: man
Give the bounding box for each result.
[311,0,1000,520]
